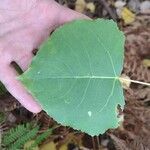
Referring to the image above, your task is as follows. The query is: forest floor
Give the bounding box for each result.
[0,0,150,150]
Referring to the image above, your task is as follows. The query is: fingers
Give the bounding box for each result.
[39,0,90,29]
[16,52,34,71]
[57,3,90,26]
[0,62,42,113]
[0,0,37,23]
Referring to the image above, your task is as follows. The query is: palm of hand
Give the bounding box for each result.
[0,0,87,113]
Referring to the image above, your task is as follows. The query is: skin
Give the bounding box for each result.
[0,0,88,113]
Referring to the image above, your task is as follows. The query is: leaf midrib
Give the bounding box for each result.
[30,76,118,79]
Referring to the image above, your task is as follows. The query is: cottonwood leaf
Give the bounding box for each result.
[19,19,125,136]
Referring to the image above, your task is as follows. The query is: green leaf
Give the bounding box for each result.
[19,19,125,136]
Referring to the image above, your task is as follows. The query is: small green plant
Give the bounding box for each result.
[0,82,7,96]
[2,123,52,150]
[28,128,52,150]
[0,113,5,123]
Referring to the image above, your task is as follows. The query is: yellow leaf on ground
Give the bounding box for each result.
[142,59,150,68]
[24,140,39,150]
[59,144,68,150]
[75,0,86,13]
[86,2,95,13]
[121,7,135,24]
[40,141,56,150]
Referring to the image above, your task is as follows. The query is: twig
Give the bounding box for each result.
[96,136,100,149]
[99,0,117,21]
[92,137,96,150]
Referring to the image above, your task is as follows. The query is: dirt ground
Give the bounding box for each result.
[0,0,150,150]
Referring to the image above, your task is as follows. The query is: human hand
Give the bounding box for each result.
[0,0,88,113]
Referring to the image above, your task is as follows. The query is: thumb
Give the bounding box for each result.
[0,62,42,113]
[56,2,90,26]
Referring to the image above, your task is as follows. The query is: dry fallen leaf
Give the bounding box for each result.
[142,59,150,68]
[140,1,150,14]
[121,7,135,24]
[86,2,95,13]
[114,0,126,8]
[24,140,39,150]
[40,141,56,150]
[75,0,86,13]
